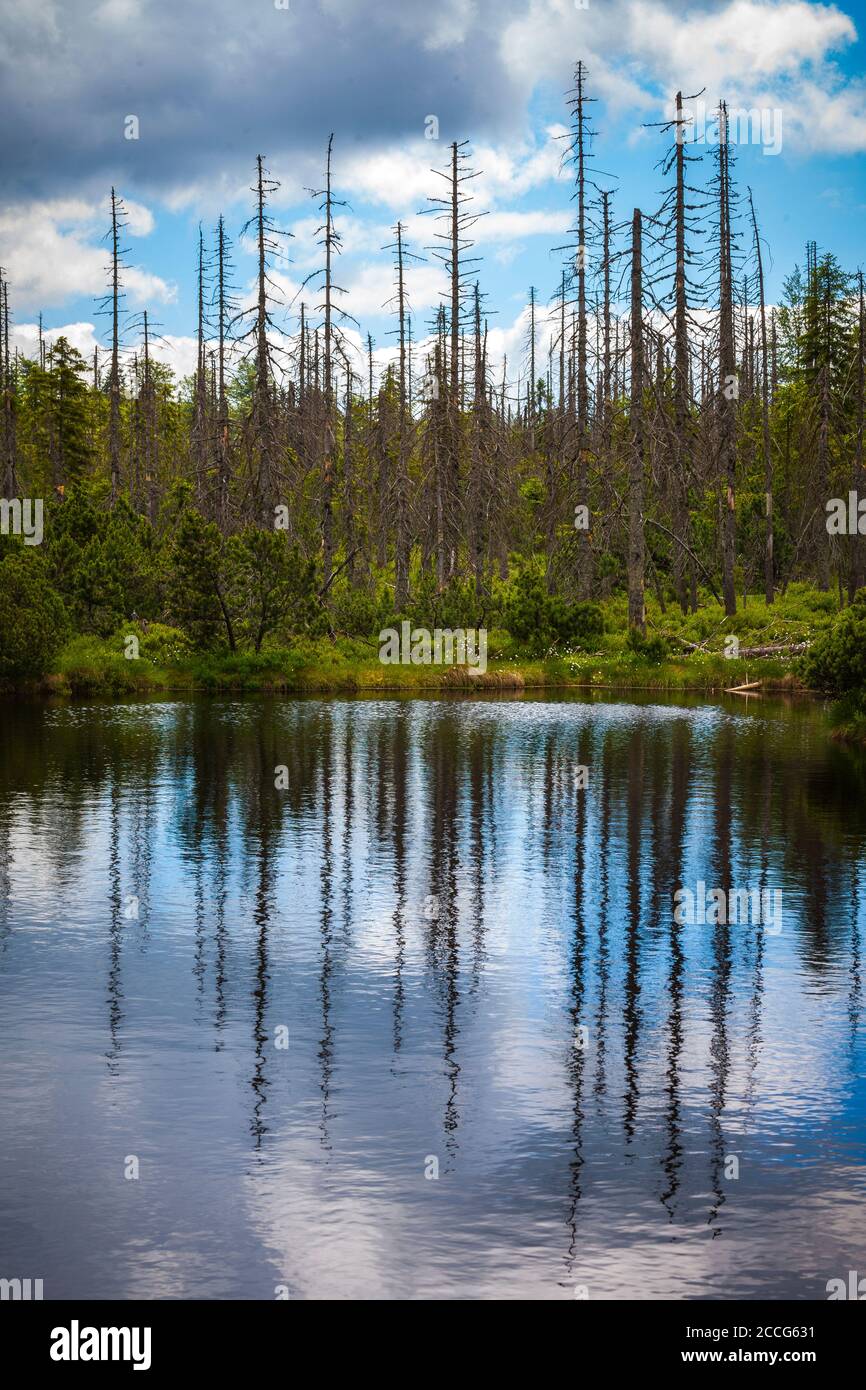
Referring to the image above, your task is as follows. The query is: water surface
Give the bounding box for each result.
[1,693,864,1299]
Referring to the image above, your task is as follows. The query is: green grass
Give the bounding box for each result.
[30,584,841,699]
[53,635,177,696]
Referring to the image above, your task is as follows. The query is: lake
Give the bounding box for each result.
[1,693,864,1300]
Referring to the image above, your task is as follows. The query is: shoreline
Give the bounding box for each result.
[2,657,815,700]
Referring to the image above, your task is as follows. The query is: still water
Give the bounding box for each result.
[1,693,864,1300]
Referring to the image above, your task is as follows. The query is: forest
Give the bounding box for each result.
[1,67,865,710]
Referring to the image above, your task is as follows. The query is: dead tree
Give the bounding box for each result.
[214,215,237,529]
[628,208,646,633]
[670,92,700,611]
[238,155,290,524]
[141,310,158,522]
[423,140,484,582]
[337,346,357,588]
[748,188,774,604]
[644,89,706,612]
[192,225,209,507]
[526,285,538,443]
[0,271,17,497]
[851,270,865,600]
[469,282,491,595]
[97,188,130,502]
[717,105,738,616]
[304,135,357,589]
[566,62,597,596]
[384,221,424,607]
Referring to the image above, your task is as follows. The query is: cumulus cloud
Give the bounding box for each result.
[9,319,198,381]
[501,0,866,153]
[3,0,864,332]
[1,0,862,219]
[0,0,528,202]
[0,198,173,310]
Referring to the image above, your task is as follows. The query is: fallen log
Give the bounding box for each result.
[735,642,809,658]
[670,637,809,659]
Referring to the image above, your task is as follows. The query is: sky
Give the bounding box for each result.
[1,0,866,388]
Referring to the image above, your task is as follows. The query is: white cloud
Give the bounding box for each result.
[628,0,855,88]
[338,126,570,215]
[9,319,199,380]
[122,198,156,237]
[779,76,866,154]
[0,198,173,310]
[500,0,866,156]
[423,0,478,51]
[10,320,99,363]
[479,209,572,241]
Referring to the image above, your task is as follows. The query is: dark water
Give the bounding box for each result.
[1,693,865,1301]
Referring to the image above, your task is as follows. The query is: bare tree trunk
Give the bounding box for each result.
[628,208,646,633]
[321,134,336,590]
[570,62,593,596]
[468,283,490,596]
[142,310,158,524]
[193,225,208,508]
[341,354,356,588]
[0,274,17,497]
[216,215,231,530]
[433,322,447,588]
[672,92,695,613]
[718,107,737,616]
[253,155,274,523]
[748,188,774,604]
[851,272,866,600]
[108,187,122,502]
[394,221,410,608]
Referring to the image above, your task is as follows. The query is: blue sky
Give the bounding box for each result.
[2,0,865,385]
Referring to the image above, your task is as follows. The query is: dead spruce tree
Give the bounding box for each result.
[237,155,290,526]
[716,104,738,616]
[647,90,706,613]
[564,62,597,597]
[304,135,356,590]
[383,221,424,607]
[852,270,866,600]
[214,215,238,530]
[748,187,775,604]
[0,269,17,497]
[136,309,159,521]
[628,207,646,634]
[191,225,210,509]
[96,187,131,503]
[469,282,493,596]
[423,140,484,584]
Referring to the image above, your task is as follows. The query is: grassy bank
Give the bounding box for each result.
[7,583,840,700]
[37,642,804,698]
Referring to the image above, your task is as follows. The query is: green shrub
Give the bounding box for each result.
[397,572,498,633]
[626,628,671,664]
[800,590,866,694]
[331,584,392,637]
[505,569,604,656]
[0,552,69,680]
[137,623,194,665]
